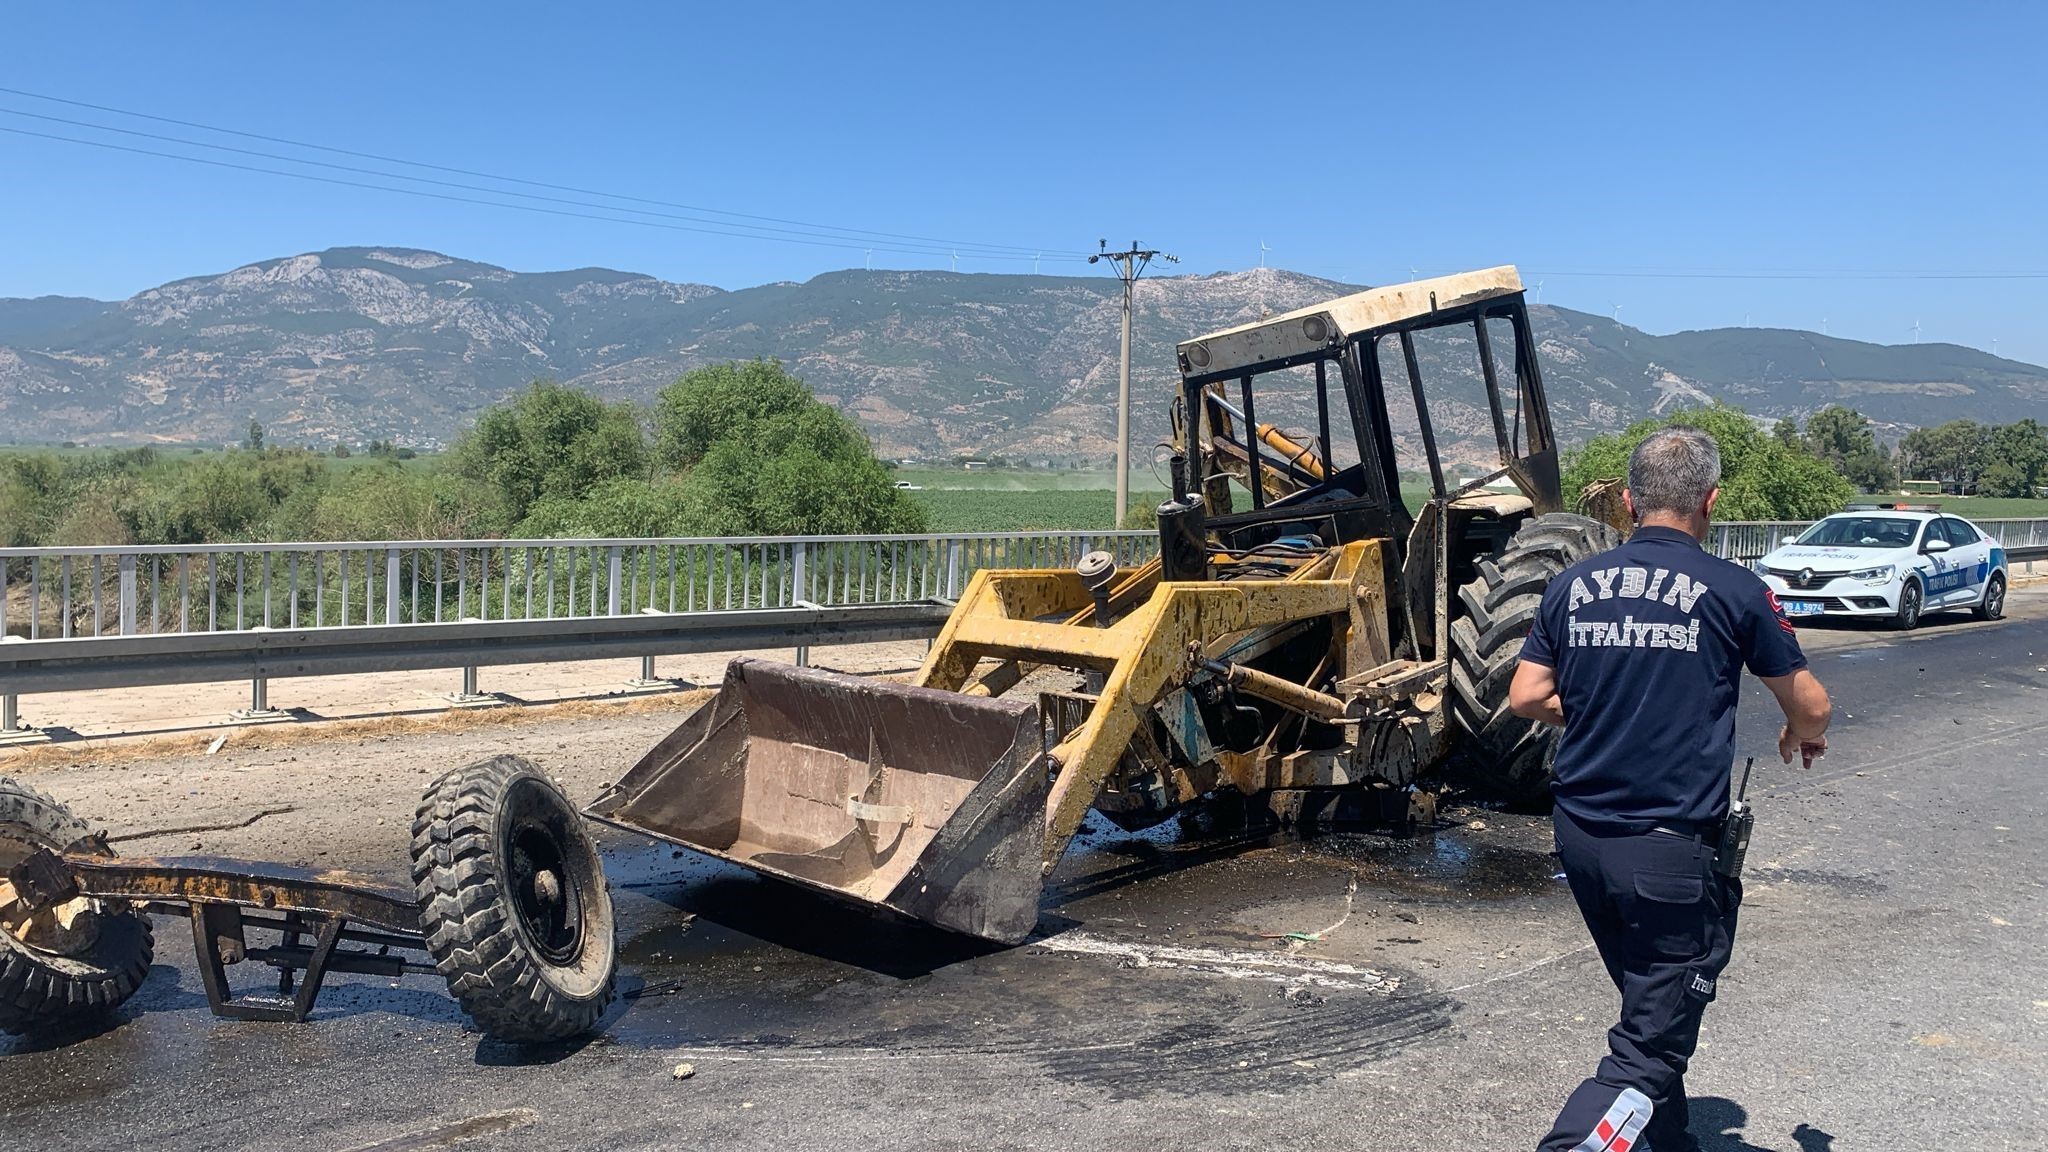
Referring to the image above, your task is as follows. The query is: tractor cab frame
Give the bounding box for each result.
[1167,266,1566,665]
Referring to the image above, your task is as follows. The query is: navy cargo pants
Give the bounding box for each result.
[1537,808,1741,1152]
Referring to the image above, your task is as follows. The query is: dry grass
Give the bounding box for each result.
[0,687,719,773]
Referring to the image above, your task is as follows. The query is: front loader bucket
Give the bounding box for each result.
[586,658,1049,943]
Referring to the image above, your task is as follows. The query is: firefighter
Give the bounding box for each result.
[1509,426,1833,1151]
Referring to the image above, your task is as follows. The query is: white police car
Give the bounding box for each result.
[1750,505,2009,630]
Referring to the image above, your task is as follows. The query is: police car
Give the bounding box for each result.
[1750,505,2008,630]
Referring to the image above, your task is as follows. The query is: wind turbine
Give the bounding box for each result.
[1033,252,1042,275]
[950,249,958,273]
[1911,319,1921,344]
[1820,317,1828,336]
[1409,265,1420,282]
[1612,303,1623,324]
[1259,240,1270,270]
[865,249,873,270]
[1533,280,1545,304]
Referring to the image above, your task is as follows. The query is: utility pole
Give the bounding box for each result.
[1090,239,1177,526]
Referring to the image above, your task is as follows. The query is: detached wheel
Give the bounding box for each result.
[1891,576,1924,631]
[0,777,153,1035]
[411,756,616,1043]
[1447,513,1623,810]
[1972,572,2006,621]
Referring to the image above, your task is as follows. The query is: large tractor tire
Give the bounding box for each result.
[1447,513,1623,809]
[0,777,154,1035]
[411,756,617,1044]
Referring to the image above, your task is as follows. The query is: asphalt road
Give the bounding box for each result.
[4,591,2045,1151]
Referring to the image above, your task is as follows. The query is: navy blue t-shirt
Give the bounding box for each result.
[1519,525,1808,829]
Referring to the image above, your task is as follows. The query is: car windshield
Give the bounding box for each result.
[1794,516,1918,548]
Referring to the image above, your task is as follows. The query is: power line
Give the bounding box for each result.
[0,84,1088,261]
[0,124,1070,263]
[0,105,1068,261]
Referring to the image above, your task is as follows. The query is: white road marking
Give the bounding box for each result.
[1031,932,1394,991]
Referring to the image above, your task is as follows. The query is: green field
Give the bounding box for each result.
[906,466,1456,532]
[913,486,1171,532]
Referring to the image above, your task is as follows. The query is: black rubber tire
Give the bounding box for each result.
[1446,513,1624,809]
[0,776,154,1035]
[1972,572,2006,621]
[1891,576,1923,631]
[411,756,616,1043]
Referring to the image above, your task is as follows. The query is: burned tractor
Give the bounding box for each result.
[1,267,1618,1044]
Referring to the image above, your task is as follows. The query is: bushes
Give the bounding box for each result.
[469,360,926,539]
[1563,403,1855,521]
[0,449,500,548]
[452,381,648,526]
[2,361,919,547]
[652,361,926,537]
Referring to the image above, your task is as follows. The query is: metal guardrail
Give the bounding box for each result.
[0,531,1159,642]
[0,601,955,696]
[2,517,2040,741]
[0,530,1160,741]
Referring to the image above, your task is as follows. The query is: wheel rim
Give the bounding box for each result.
[1902,584,1920,625]
[1988,579,2004,616]
[502,778,588,966]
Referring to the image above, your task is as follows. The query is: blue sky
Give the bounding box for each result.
[3,3,2045,361]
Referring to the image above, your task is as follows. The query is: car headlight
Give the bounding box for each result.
[1849,564,1894,583]
[1749,559,1771,575]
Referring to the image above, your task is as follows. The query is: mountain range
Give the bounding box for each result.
[2,247,2042,469]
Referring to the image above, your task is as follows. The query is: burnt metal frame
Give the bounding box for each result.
[10,848,435,1024]
[1179,293,1564,524]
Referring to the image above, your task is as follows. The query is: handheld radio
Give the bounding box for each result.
[1714,757,1755,879]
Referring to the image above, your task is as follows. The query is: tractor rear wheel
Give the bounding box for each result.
[0,776,154,1035]
[411,756,616,1044]
[1447,513,1623,809]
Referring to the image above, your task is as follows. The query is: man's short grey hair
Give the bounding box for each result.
[1627,426,1722,517]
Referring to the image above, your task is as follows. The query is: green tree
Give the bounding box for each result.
[1770,417,1802,449]
[653,359,817,471]
[244,418,264,451]
[1801,405,1897,492]
[453,381,650,527]
[652,361,925,535]
[1898,419,1991,491]
[1562,403,1854,521]
[1978,419,2048,498]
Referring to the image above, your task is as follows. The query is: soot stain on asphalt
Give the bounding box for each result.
[1751,866,1887,896]
[609,908,1455,1100]
[590,815,1479,1097]
[1033,991,1455,1098]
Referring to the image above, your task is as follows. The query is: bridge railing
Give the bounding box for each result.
[1706,518,2048,562]
[0,530,1160,643]
[4,517,2038,641]
[1,519,2040,741]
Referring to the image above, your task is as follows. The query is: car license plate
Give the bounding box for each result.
[1783,600,1826,617]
